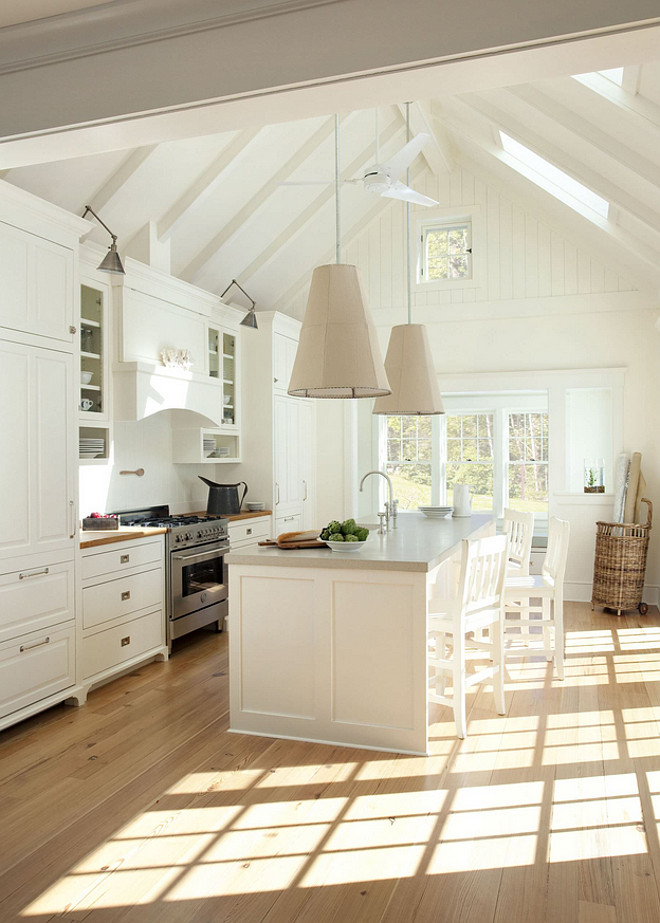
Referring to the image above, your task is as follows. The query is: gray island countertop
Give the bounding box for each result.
[226,512,493,573]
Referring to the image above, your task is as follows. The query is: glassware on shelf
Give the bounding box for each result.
[584,458,605,493]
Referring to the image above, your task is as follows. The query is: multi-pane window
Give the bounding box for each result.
[385,416,433,509]
[445,414,494,511]
[507,412,549,513]
[421,222,472,282]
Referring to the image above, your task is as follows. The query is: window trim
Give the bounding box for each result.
[414,206,483,292]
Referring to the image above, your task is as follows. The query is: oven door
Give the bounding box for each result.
[170,543,228,621]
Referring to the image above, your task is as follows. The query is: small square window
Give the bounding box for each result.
[420,221,472,282]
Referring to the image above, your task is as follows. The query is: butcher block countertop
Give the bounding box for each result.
[79,527,168,550]
[80,511,272,549]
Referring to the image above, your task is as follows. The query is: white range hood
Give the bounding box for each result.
[113,361,225,426]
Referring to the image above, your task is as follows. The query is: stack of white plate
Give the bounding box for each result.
[79,436,105,459]
[418,505,453,518]
[203,438,215,456]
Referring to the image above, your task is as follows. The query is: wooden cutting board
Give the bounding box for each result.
[258,538,328,549]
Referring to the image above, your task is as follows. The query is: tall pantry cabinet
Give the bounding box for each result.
[240,312,316,534]
[0,181,89,730]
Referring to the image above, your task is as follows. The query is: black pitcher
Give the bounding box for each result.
[199,477,248,515]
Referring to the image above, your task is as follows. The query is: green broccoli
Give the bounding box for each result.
[340,518,357,535]
[344,533,359,542]
[355,527,369,542]
[327,520,342,535]
[328,532,344,542]
[320,528,330,540]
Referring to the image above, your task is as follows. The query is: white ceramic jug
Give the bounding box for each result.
[453,484,472,517]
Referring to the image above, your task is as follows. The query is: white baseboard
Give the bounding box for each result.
[566,582,659,609]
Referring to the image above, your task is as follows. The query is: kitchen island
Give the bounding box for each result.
[227,513,493,755]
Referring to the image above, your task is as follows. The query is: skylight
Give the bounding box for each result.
[498,131,610,220]
[598,68,624,86]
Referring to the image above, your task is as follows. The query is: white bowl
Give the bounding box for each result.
[245,501,266,511]
[81,371,93,385]
[325,539,367,553]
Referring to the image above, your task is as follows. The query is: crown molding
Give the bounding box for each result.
[0,0,346,75]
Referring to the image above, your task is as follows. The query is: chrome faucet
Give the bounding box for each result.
[359,470,397,531]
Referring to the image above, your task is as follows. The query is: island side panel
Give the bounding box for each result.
[229,563,429,755]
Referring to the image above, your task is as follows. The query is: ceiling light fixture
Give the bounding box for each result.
[372,104,444,416]
[81,205,126,275]
[220,279,258,329]
[288,115,390,399]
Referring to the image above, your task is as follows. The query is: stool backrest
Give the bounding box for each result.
[459,534,509,620]
[543,517,570,584]
[503,508,534,575]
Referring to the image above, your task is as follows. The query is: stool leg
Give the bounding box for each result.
[493,613,506,716]
[554,593,565,680]
[542,597,552,662]
[453,633,467,739]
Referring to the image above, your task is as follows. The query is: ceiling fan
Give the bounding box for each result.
[280,115,439,207]
[350,133,438,207]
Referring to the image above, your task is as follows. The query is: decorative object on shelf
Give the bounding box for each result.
[161,347,192,370]
[81,370,93,385]
[584,457,605,493]
[288,115,390,400]
[373,103,444,417]
[220,279,258,329]
[79,435,105,457]
[82,514,118,530]
[80,398,94,411]
[81,326,94,352]
[119,468,145,476]
[81,205,126,274]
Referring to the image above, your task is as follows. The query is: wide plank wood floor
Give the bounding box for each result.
[2,602,660,922]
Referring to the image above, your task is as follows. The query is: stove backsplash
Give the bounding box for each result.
[79,411,244,519]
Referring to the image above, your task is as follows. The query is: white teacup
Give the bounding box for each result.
[80,398,94,411]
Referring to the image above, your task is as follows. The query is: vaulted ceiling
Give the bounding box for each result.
[5,61,660,315]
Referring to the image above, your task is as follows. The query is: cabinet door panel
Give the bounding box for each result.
[0,344,30,555]
[0,223,29,334]
[32,238,74,342]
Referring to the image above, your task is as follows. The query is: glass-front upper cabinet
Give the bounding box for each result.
[80,282,107,419]
[208,325,238,427]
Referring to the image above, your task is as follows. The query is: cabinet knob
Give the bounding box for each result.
[121,590,131,601]
[246,528,252,535]
[120,554,130,564]
[121,636,131,647]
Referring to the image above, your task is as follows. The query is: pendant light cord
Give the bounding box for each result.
[406,102,412,325]
[335,113,341,265]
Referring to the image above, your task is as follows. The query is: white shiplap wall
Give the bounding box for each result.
[283,162,636,317]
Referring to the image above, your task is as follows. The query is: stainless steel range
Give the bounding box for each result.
[115,505,230,649]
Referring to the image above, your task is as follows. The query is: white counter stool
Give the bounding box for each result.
[503,517,570,679]
[428,534,509,739]
[503,508,534,575]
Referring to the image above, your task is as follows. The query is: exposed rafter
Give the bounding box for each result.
[82,145,159,219]
[395,100,454,174]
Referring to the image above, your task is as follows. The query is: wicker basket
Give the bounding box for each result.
[591,498,653,616]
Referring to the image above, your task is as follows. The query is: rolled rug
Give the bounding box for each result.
[612,453,630,523]
[623,452,642,523]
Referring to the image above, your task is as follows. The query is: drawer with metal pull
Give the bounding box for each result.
[0,560,74,645]
[81,539,163,581]
[0,623,75,720]
[228,517,271,548]
[82,566,163,630]
[81,609,163,680]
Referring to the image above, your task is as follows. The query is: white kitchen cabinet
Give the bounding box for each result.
[79,535,167,697]
[0,220,76,346]
[0,622,76,724]
[0,560,75,645]
[0,339,77,563]
[240,313,316,533]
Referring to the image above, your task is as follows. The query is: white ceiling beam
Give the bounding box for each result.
[572,71,660,129]
[507,82,660,191]
[457,91,660,238]
[82,144,159,218]
[439,104,660,288]
[181,115,339,281]
[395,100,454,174]
[218,115,403,292]
[157,127,261,241]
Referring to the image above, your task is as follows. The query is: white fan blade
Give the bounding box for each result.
[380,133,431,182]
[381,181,438,207]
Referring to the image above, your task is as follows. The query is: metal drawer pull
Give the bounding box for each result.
[121,636,131,647]
[246,528,252,535]
[20,636,50,652]
[284,516,295,522]
[19,567,50,580]
[120,554,130,564]
[121,590,131,601]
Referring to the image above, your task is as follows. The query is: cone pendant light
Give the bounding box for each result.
[288,116,391,400]
[373,104,444,416]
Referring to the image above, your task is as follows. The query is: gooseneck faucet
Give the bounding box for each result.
[359,470,397,531]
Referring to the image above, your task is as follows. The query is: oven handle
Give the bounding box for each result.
[171,547,229,564]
